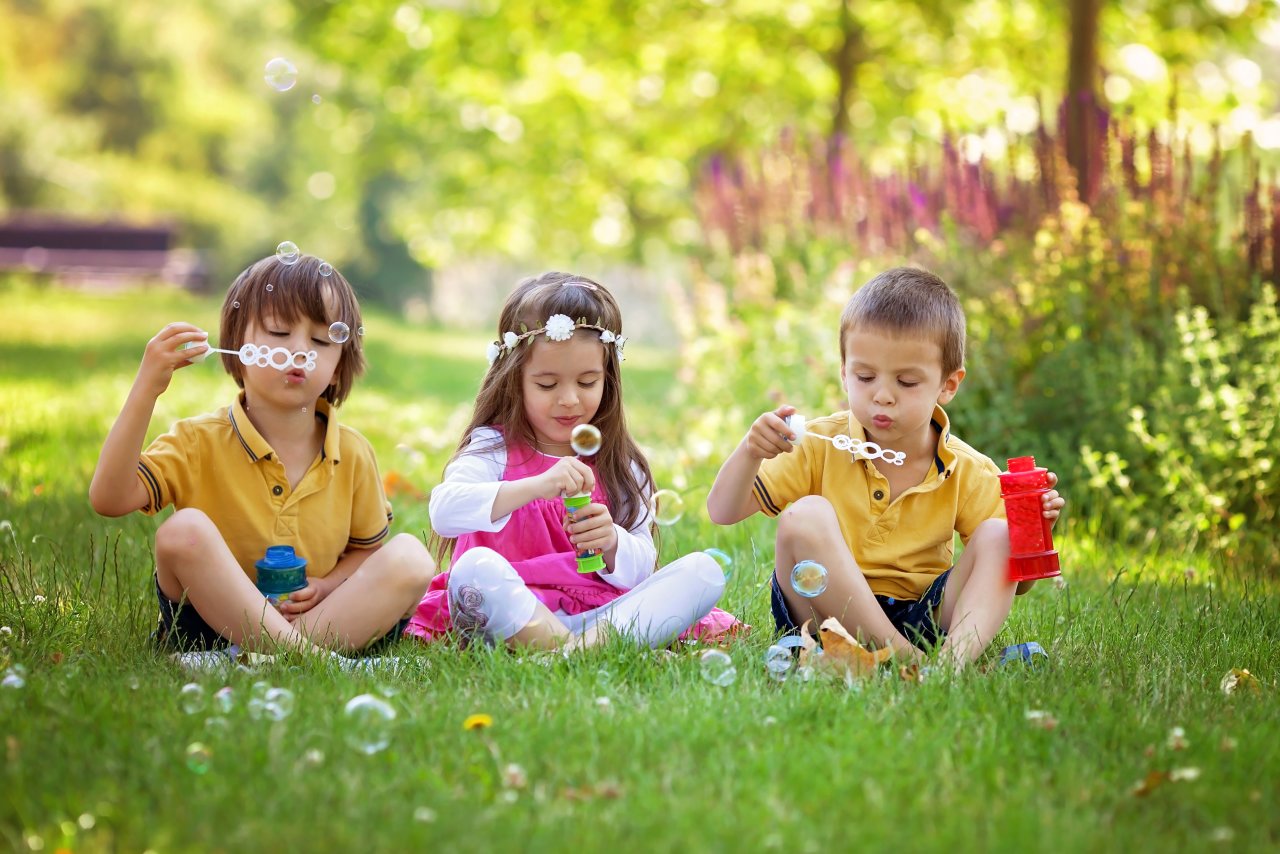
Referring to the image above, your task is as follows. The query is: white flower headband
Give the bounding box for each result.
[486,313,627,365]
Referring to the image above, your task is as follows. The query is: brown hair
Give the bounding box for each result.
[839,266,966,377]
[218,254,366,406]
[431,271,655,566]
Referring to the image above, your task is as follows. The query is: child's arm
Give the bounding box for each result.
[1014,471,1066,595]
[707,405,797,525]
[89,323,209,517]
[280,546,373,620]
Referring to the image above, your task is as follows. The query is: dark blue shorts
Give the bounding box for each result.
[152,575,411,652]
[770,568,951,651]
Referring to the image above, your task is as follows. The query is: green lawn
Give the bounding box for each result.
[1,281,1276,853]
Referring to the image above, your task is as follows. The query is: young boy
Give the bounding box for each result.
[707,267,1064,668]
[89,254,434,663]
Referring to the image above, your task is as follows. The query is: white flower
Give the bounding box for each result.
[543,314,576,342]
[486,342,501,365]
[503,331,519,349]
[599,329,616,344]
[0,626,11,636]
[32,595,45,604]
[615,335,628,362]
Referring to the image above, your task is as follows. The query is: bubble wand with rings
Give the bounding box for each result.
[783,414,907,466]
[181,321,357,371]
[565,423,606,574]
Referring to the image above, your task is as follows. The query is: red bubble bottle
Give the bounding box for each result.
[998,456,1061,583]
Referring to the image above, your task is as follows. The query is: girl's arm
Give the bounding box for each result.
[90,323,209,517]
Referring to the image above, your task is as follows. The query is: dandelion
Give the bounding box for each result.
[463,713,493,731]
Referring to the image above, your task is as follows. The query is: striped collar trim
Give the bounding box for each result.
[228,395,341,464]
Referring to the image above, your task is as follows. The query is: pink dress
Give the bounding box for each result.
[405,440,741,642]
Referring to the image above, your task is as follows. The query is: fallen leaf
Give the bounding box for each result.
[1131,770,1169,797]
[1219,668,1261,696]
[818,618,893,677]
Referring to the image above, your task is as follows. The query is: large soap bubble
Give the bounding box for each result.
[570,424,602,457]
[275,241,300,265]
[264,58,298,92]
[328,321,351,344]
[344,694,396,755]
[791,560,829,598]
[650,489,685,526]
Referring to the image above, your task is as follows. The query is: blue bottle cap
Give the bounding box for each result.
[255,545,307,571]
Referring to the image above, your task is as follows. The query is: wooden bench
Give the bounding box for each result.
[0,217,208,290]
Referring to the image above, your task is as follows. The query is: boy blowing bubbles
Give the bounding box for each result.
[707,267,1065,669]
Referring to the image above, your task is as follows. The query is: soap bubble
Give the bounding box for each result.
[328,321,351,344]
[570,423,602,456]
[791,560,829,598]
[312,94,322,105]
[266,283,274,293]
[344,694,396,754]
[275,241,300,265]
[764,645,793,682]
[204,716,229,734]
[650,489,685,526]
[1,665,27,690]
[699,648,736,687]
[264,57,297,92]
[704,548,733,580]
[357,325,365,336]
[179,682,206,714]
[212,686,234,713]
[318,261,334,277]
[232,300,240,309]
[185,742,212,774]
[263,687,295,721]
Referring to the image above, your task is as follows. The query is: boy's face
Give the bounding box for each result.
[238,293,344,412]
[840,326,964,451]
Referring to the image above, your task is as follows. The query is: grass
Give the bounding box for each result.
[1,280,1277,852]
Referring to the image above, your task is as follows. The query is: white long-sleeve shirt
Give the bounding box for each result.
[428,427,658,590]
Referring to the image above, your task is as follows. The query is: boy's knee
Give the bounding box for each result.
[155,508,217,557]
[379,533,435,590]
[777,495,839,545]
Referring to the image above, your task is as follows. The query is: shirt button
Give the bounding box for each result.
[873,490,885,501]
[272,485,283,496]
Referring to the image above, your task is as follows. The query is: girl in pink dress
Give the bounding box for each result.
[407,271,739,649]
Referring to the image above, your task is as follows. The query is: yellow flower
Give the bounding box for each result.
[463,713,493,731]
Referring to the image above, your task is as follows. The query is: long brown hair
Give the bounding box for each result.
[219,254,366,406]
[431,271,655,565]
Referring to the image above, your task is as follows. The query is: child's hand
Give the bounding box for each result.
[745,405,799,460]
[530,456,596,500]
[1043,471,1066,527]
[279,575,338,621]
[138,323,209,397]
[564,500,617,557]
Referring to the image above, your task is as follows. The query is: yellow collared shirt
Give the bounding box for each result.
[753,406,1004,601]
[136,395,392,580]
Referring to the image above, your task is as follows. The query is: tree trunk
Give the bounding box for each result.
[830,0,863,144]
[1066,0,1101,203]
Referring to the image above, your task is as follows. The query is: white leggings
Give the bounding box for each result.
[447,548,726,648]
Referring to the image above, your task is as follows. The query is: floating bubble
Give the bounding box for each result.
[185,742,212,774]
[179,682,206,714]
[204,716,230,734]
[704,548,733,580]
[264,57,297,92]
[276,241,300,265]
[328,321,351,344]
[266,283,275,293]
[650,489,685,526]
[344,694,396,754]
[791,560,829,598]
[764,645,793,682]
[232,300,240,309]
[357,325,365,336]
[263,686,295,720]
[699,648,737,687]
[570,423,602,456]
[311,94,322,105]
[1,665,27,690]
[318,261,334,277]
[212,686,234,713]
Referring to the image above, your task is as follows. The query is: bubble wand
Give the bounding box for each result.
[783,414,907,465]
[565,424,606,574]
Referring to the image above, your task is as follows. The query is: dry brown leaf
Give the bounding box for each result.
[796,619,818,667]
[818,618,893,677]
[1131,770,1169,797]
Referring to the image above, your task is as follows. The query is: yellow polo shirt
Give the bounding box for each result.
[136,395,392,581]
[753,406,1004,601]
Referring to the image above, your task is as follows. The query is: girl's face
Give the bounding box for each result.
[520,331,606,453]
[240,295,344,412]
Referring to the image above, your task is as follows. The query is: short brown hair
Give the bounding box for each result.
[218,254,366,406]
[839,267,965,377]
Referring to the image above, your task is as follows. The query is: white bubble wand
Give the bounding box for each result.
[783,413,907,466]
